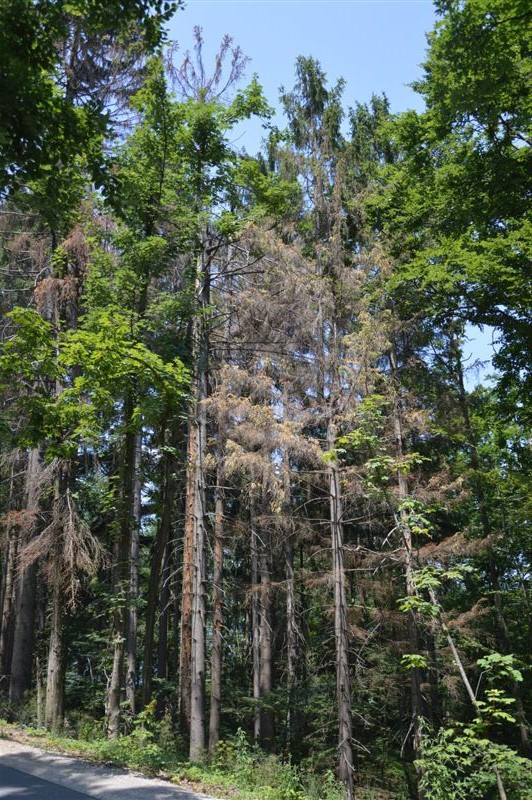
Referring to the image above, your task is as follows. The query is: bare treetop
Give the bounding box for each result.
[170,26,250,102]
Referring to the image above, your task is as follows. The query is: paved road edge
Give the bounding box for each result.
[0,737,222,800]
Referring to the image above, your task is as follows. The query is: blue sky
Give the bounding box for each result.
[167,1,495,383]
[168,0,436,145]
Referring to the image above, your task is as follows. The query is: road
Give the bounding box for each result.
[0,761,94,798]
[0,737,221,800]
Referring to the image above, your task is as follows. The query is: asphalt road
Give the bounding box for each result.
[0,761,94,798]
[0,738,218,800]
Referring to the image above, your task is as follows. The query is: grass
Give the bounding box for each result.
[0,717,400,800]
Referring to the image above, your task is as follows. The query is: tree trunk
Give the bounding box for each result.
[208,451,224,753]
[45,547,64,732]
[142,525,165,708]
[9,448,40,706]
[180,417,196,737]
[0,473,18,682]
[285,525,297,750]
[251,497,261,743]
[36,656,44,727]
[9,564,37,706]
[143,429,175,709]
[327,420,355,800]
[259,525,275,751]
[156,543,170,718]
[126,431,142,715]
[281,441,298,751]
[189,394,207,761]
[188,241,210,762]
[106,396,138,738]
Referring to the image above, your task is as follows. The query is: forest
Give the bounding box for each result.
[0,1,530,798]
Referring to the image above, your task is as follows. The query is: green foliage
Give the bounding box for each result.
[475,689,517,726]
[208,730,310,800]
[0,0,181,191]
[372,0,532,412]
[401,654,429,671]
[397,595,439,619]
[417,724,532,800]
[398,498,434,537]
[477,652,523,685]
[0,306,188,454]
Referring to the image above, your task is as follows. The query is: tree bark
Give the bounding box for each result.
[327,420,355,800]
[45,542,64,732]
[285,522,297,750]
[106,395,138,737]
[180,417,196,737]
[189,395,207,760]
[208,450,224,753]
[259,525,275,751]
[251,496,261,743]
[281,446,298,751]
[126,431,142,715]
[0,462,18,682]
[188,241,210,762]
[143,429,175,709]
[156,542,170,718]
[9,448,40,706]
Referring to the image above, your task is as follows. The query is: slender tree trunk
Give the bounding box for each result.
[36,656,44,727]
[0,530,17,680]
[106,396,138,737]
[0,461,18,681]
[208,450,225,753]
[189,395,207,760]
[44,465,76,733]
[45,539,64,732]
[281,437,298,751]
[156,543,170,718]
[285,523,297,750]
[126,431,142,715]
[170,537,182,685]
[327,420,355,800]
[180,418,196,737]
[259,525,275,751]
[251,497,261,743]
[189,242,210,762]
[143,430,175,709]
[9,448,40,706]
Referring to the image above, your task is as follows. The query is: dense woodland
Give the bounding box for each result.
[0,1,530,798]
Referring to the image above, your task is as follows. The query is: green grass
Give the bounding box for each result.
[0,719,351,800]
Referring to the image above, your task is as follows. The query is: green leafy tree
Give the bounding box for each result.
[0,0,182,192]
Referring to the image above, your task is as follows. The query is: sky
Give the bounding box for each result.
[168,0,436,147]
[166,1,495,384]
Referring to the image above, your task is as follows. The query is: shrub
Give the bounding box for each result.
[417,725,532,800]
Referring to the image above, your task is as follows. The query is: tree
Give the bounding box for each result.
[0,0,182,191]
[372,0,531,415]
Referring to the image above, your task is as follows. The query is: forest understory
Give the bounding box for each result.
[0,2,530,799]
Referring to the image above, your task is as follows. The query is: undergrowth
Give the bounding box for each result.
[0,717,352,800]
